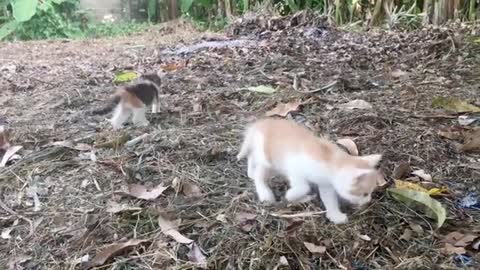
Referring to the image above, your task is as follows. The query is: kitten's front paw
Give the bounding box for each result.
[257,191,276,203]
[326,212,348,224]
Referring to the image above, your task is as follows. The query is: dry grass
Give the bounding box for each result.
[0,13,479,270]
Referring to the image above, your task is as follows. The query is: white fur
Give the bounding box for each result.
[237,126,376,224]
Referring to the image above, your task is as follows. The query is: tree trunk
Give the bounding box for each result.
[370,0,384,26]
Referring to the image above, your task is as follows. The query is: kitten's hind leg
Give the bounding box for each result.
[110,103,131,130]
[285,177,311,202]
[252,165,275,203]
[318,186,347,224]
[132,107,149,127]
[247,157,256,179]
[151,100,159,113]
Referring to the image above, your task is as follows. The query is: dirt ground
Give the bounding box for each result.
[1,12,480,270]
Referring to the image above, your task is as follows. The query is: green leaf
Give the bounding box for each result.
[113,71,138,83]
[11,0,38,22]
[0,20,19,40]
[388,188,447,228]
[181,0,194,13]
[432,96,480,113]
[243,85,277,94]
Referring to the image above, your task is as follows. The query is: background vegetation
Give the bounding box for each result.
[1,0,479,41]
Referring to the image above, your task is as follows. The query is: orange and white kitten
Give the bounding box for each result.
[0,125,11,151]
[236,118,383,224]
[92,72,163,129]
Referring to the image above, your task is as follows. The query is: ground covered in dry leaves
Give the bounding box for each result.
[1,12,480,270]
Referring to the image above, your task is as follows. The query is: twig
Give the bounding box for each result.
[0,199,35,239]
[269,211,326,218]
[293,80,338,94]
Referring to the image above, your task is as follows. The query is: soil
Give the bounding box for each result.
[1,12,480,270]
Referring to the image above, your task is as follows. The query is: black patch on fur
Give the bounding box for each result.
[140,73,162,87]
[91,95,121,115]
[125,82,158,105]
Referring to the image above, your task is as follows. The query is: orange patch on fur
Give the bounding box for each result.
[116,88,144,109]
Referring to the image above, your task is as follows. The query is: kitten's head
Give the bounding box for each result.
[140,72,162,87]
[333,154,383,206]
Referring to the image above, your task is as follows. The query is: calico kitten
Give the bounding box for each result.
[236,118,383,224]
[92,72,163,129]
[0,125,10,151]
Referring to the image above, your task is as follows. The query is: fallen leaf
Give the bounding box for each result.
[428,187,448,196]
[303,242,326,254]
[399,228,413,241]
[266,101,302,117]
[244,85,276,94]
[444,231,478,247]
[337,99,372,110]
[437,128,464,140]
[393,162,411,179]
[358,234,371,241]
[182,182,203,196]
[391,69,409,79]
[235,212,257,223]
[411,169,432,181]
[1,227,12,239]
[0,145,22,167]
[388,188,447,228]
[95,133,131,149]
[432,96,480,113]
[408,222,424,234]
[106,201,143,214]
[187,242,208,269]
[460,128,480,153]
[235,212,257,232]
[336,138,359,156]
[161,62,184,71]
[273,256,289,270]
[158,216,193,244]
[394,180,429,193]
[459,192,480,209]
[216,214,227,223]
[113,71,138,83]
[120,183,168,200]
[86,239,149,268]
[441,243,467,255]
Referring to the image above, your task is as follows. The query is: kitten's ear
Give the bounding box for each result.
[360,154,382,167]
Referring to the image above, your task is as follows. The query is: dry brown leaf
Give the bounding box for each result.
[235,212,257,232]
[266,101,302,117]
[444,231,478,247]
[86,239,149,268]
[441,243,467,255]
[337,99,372,110]
[0,145,22,167]
[187,242,208,269]
[336,138,358,156]
[411,169,432,181]
[182,182,203,196]
[409,223,424,234]
[399,228,413,241]
[460,128,480,153]
[121,183,168,200]
[158,216,193,244]
[437,126,465,140]
[106,201,143,214]
[392,162,411,179]
[303,242,326,254]
[216,214,227,223]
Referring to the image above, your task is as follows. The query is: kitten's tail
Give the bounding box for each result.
[90,95,121,115]
[237,125,254,161]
